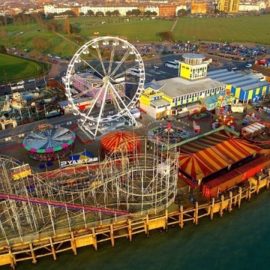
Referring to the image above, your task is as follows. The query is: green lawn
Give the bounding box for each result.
[70,17,174,41]
[0,53,48,83]
[0,15,270,60]
[173,15,270,43]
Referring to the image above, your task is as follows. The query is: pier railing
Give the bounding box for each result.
[0,175,269,269]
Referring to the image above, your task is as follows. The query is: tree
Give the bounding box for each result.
[132,9,141,16]
[0,45,7,54]
[144,10,152,17]
[46,20,61,32]
[112,10,120,16]
[177,9,188,17]
[158,31,175,42]
[0,27,7,39]
[126,9,141,16]
[144,10,157,16]
[96,11,104,17]
[70,24,81,34]
[106,11,112,16]
[62,10,77,17]
[32,37,50,51]
[87,10,94,16]
[64,17,71,35]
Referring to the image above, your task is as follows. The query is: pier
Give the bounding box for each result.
[0,173,269,269]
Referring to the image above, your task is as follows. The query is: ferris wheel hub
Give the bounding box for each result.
[102,76,110,84]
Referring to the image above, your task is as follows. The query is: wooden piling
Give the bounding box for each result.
[210,198,215,220]
[179,205,184,229]
[1,174,270,269]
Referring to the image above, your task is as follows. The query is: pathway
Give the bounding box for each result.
[170,18,179,32]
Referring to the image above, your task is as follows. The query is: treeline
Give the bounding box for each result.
[0,12,46,26]
[0,12,80,35]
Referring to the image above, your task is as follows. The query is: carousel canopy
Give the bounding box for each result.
[179,129,261,181]
[100,131,140,153]
[23,126,75,154]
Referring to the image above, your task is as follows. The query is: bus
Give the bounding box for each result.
[164,60,179,69]
[126,68,141,77]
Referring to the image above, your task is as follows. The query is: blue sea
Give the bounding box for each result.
[15,191,270,270]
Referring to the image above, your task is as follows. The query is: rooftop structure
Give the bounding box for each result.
[208,69,270,102]
[157,77,224,98]
[177,127,262,185]
[179,53,211,81]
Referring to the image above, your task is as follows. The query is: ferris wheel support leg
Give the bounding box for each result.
[94,83,109,138]
[109,82,137,126]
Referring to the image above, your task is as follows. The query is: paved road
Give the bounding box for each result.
[0,114,79,141]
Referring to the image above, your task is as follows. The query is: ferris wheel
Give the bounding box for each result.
[65,36,145,139]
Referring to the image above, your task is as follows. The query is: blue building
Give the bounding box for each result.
[208,69,270,102]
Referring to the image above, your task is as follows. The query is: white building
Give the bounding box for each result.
[79,6,138,16]
[239,1,266,12]
[44,5,72,15]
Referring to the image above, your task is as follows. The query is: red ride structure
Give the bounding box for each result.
[100,131,140,154]
[0,193,128,216]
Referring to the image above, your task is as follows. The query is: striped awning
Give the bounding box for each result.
[179,137,261,180]
[100,131,140,153]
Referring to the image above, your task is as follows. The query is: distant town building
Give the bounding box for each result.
[239,1,266,12]
[44,5,72,15]
[44,3,187,17]
[191,0,208,14]
[218,0,240,13]
[79,5,138,16]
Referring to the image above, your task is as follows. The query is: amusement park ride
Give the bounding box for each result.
[0,37,179,244]
[65,36,145,139]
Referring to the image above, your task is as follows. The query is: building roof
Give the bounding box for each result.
[100,131,140,153]
[144,80,161,90]
[208,69,270,91]
[151,99,170,107]
[182,53,205,59]
[179,129,261,180]
[156,77,225,98]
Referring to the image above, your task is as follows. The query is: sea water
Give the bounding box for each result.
[15,192,270,270]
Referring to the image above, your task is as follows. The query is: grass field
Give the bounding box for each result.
[72,15,270,44]
[173,15,270,44]
[0,15,270,59]
[0,53,48,83]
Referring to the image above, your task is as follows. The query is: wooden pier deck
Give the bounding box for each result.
[0,175,269,269]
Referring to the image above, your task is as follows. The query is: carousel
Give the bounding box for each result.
[148,121,195,147]
[23,124,75,161]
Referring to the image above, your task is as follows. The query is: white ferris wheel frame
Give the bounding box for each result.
[65,36,145,138]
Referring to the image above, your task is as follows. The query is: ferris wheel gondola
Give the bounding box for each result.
[65,36,145,139]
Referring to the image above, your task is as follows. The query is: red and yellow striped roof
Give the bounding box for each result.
[179,136,261,180]
[100,131,140,153]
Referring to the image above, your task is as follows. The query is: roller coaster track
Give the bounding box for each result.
[0,193,129,216]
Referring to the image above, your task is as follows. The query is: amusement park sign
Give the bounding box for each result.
[60,157,98,168]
